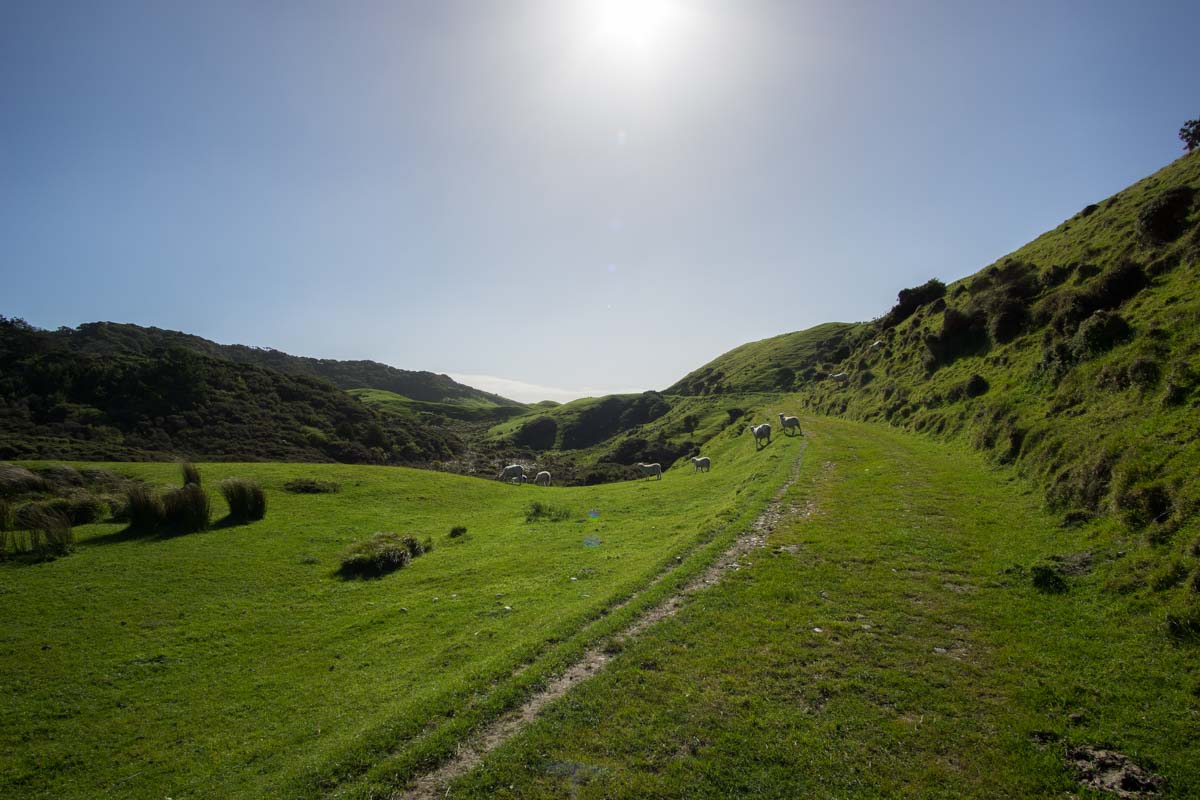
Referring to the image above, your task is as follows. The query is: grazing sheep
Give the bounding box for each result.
[690,456,710,473]
[870,340,884,350]
[830,372,850,384]
[636,462,663,480]
[534,470,551,487]
[777,413,802,436]
[748,423,772,449]
[498,464,525,482]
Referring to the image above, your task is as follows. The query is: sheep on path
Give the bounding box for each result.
[690,456,710,473]
[534,470,551,487]
[498,464,525,482]
[777,413,803,436]
[748,423,772,449]
[636,462,663,480]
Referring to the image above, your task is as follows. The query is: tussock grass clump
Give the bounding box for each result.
[1,506,74,560]
[162,485,210,533]
[0,499,11,530]
[34,465,84,488]
[449,525,467,538]
[45,493,104,525]
[1031,563,1068,594]
[338,532,428,579]
[1071,311,1132,358]
[283,478,340,494]
[180,461,202,487]
[1166,602,1200,644]
[1150,561,1189,592]
[525,501,573,522]
[126,486,166,532]
[1115,482,1173,529]
[219,478,267,522]
[1136,186,1195,243]
[0,463,49,496]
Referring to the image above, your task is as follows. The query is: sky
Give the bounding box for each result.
[2,1,1197,403]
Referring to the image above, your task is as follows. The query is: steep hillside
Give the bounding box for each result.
[55,321,523,408]
[0,318,463,464]
[681,153,1200,543]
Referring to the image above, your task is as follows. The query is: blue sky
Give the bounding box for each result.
[2,1,1197,402]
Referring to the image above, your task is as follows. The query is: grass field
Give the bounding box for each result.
[447,416,1200,798]
[0,408,800,799]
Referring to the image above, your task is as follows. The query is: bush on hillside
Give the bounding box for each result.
[882,279,947,328]
[1114,482,1173,529]
[1136,186,1194,244]
[162,484,210,533]
[923,306,989,371]
[220,478,267,522]
[1,505,73,560]
[449,525,467,538]
[1088,261,1149,310]
[986,297,1030,344]
[1127,357,1161,390]
[126,486,166,532]
[338,532,415,579]
[1071,311,1131,358]
[283,478,340,494]
[1161,362,1198,407]
[1031,563,1068,594]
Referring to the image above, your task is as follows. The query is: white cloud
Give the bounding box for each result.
[447,373,646,405]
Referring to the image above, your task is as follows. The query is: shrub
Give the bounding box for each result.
[1071,311,1131,358]
[2,505,73,559]
[986,297,1029,344]
[1115,482,1173,529]
[882,278,947,328]
[1127,357,1161,390]
[47,493,104,525]
[449,525,467,538]
[283,478,340,494]
[181,461,202,487]
[220,478,267,522]
[1161,362,1198,406]
[1182,118,1200,153]
[162,484,210,533]
[401,535,431,557]
[1088,261,1149,309]
[126,486,165,531]
[525,501,573,522]
[1031,563,1068,594]
[1136,186,1194,243]
[513,416,558,450]
[924,306,989,370]
[964,374,990,398]
[338,532,420,579]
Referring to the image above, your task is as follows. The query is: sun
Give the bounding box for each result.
[585,0,684,57]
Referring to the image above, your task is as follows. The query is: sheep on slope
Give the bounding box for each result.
[636,462,663,480]
[748,423,772,449]
[777,413,802,436]
[690,456,710,473]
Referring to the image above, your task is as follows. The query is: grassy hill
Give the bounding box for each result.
[56,321,523,408]
[0,318,463,464]
[0,410,801,799]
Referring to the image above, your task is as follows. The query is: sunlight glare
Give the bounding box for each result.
[584,0,686,60]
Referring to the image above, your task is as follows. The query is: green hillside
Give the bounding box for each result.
[56,321,523,408]
[0,319,463,464]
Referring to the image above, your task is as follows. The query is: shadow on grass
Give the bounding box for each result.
[85,515,257,546]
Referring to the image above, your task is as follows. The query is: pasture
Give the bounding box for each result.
[445,417,1200,798]
[0,413,800,799]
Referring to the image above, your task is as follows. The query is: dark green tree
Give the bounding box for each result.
[1181,118,1200,153]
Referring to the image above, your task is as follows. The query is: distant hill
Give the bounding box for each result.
[0,318,463,464]
[57,321,523,408]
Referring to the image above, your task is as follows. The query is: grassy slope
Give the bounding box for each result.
[0,408,801,800]
[665,322,860,395]
[449,415,1200,798]
[349,388,527,422]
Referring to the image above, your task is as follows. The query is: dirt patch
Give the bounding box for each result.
[1067,745,1164,798]
[396,448,809,799]
[1048,551,1094,576]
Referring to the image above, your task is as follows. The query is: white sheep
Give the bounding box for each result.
[870,340,884,350]
[830,372,850,384]
[777,413,802,436]
[748,423,772,449]
[498,464,525,482]
[690,456,710,473]
[534,470,551,487]
[636,462,663,480]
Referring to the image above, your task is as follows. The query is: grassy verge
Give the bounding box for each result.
[447,416,1200,798]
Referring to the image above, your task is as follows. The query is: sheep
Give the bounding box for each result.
[636,462,663,480]
[870,340,884,350]
[748,423,772,449]
[534,470,551,487]
[830,372,850,384]
[498,464,525,482]
[690,456,710,473]
[777,413,802,436]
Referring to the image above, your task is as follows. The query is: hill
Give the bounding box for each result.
[56,321,523,408]
[0,318,463,464]
[678,153,1200,540]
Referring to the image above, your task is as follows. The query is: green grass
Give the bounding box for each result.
[447,416,1200,798]
[0,410,801,799]
[349,387,526,423]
